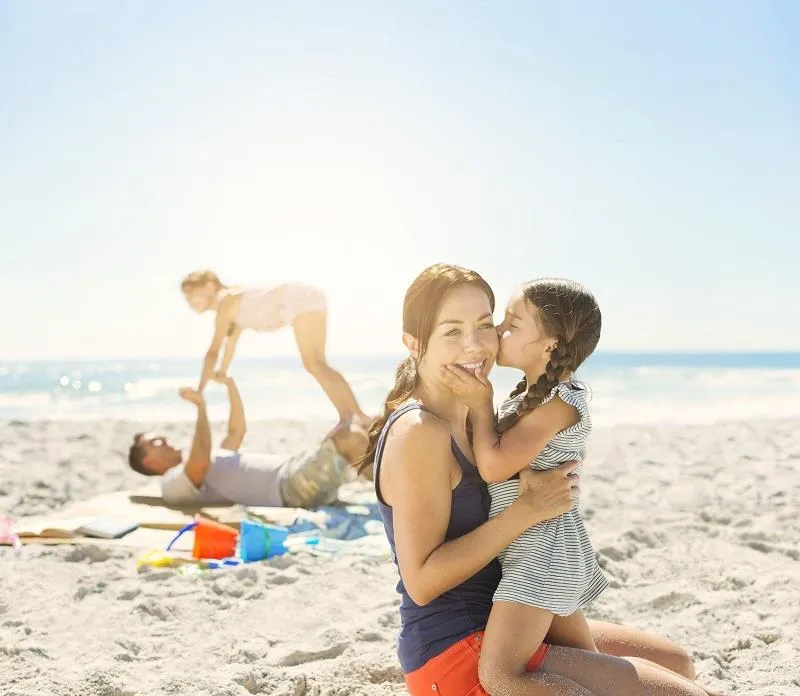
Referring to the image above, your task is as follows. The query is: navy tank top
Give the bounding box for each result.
[374,402,502,673]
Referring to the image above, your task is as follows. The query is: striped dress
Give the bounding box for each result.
[488,382,608,615]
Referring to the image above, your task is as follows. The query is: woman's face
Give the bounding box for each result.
[496,290,553,370]
[413,284,499,383]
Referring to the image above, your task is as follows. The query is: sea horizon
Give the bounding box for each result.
[2,351,799,426]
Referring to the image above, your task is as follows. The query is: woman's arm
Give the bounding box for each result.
[381,413,578,606]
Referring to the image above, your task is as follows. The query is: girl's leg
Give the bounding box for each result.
[478,600,553,696]
[547,610,598,651]
[587,620,696,680]
[292,311,367,423]
[480,603,709,696]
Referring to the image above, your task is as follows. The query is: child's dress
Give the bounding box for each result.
[229,283,327,332]
[488,382,608,615]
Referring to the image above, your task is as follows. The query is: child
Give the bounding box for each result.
[180,270,369,427]
[440,277,607,689]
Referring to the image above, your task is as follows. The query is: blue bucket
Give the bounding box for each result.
[239,519,289,562]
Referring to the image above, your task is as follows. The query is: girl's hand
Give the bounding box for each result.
[212,371,232,384]
[438,364,494,410]
[516,461,580,523]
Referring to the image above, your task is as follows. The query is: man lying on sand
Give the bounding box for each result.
[127,374,368,508]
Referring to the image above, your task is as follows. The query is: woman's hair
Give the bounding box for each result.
[180,270,223,292]
[354,263,494,474]
[497,278,601,434]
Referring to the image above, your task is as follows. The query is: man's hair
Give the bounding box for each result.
[128,433,155,476]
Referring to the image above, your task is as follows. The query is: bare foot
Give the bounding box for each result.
[330,422,369,466]
[350,413,376,431]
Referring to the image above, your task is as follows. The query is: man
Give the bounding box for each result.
[127,374,369,508]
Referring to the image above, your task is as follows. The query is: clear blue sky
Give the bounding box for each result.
[1,1,798,359]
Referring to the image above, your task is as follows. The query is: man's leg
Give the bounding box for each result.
[278,423,367,508]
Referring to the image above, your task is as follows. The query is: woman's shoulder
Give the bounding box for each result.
[380,405,452,468]
[383,405,451,447]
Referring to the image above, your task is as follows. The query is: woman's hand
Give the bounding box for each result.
[516,461,580,522]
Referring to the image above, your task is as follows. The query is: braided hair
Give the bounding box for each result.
[497,279,600,433]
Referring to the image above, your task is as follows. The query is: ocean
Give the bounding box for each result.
[1,353,799,427]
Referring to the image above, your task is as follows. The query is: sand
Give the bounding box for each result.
[1,418,798,695]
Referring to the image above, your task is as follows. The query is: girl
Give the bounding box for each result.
[439,277,607,693]
[362,263,717,696]
[180,270,368,426]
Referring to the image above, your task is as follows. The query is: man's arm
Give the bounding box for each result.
[178,388,213,487]
[217,375,246,451]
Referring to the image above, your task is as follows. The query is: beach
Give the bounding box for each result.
[1,416,798,695]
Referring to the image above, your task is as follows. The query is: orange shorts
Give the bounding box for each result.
[405,631,550,695]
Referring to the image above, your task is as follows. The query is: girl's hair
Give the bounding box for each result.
[497,278,601,434]
[354,263,495,474]
[180,270,223,292]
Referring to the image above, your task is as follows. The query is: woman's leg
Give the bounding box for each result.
[541,647,709,696]
[481,603,706,696]
[292,311,367,423]
[588,620,696,680]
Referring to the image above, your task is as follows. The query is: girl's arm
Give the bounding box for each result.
[217,325,242,377]
[197,301,234,393]
[440,366,578,483]
[469,400,575,483]
[382,412,577,606]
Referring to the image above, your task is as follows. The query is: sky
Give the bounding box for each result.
[1,1,798,359]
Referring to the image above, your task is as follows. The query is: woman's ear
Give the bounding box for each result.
[402,332,420,359]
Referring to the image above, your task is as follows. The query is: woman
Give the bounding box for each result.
[356,263,720,696]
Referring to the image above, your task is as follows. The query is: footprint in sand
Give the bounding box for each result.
[378,610,399,628]
[114,638,142,662]
[235,673,307,696]
[739,536,800,560]
[74,581,107,600]
[646,591,700,611]
[368,665,405,684]
[135,599,176,621]
[117,588,141,601]
[271,642,348,667]
[65,545,111,563]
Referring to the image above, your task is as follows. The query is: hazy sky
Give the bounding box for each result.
[1,1,798,359]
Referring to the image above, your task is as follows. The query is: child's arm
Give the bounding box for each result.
[440,366,577,483]
[197,301,235,393]
[217,325,242,378]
